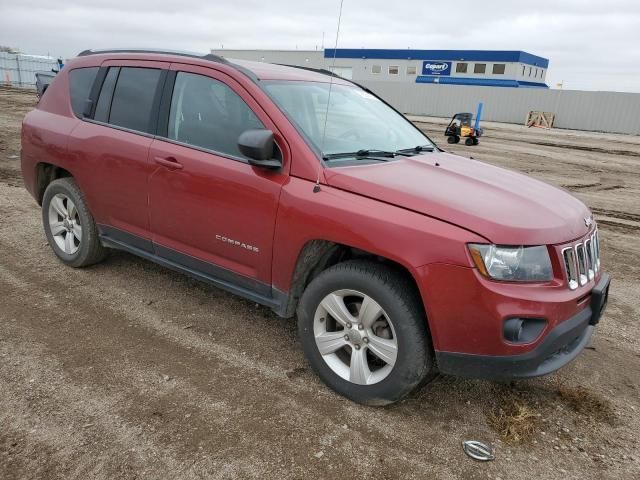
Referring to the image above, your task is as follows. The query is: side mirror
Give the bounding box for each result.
[238,129,282,169]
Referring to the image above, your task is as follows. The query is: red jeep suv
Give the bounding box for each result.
[21,49,610,405]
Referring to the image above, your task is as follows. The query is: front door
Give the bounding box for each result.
[147,64,289,293]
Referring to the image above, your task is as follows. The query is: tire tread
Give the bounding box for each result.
[297,259,435,405]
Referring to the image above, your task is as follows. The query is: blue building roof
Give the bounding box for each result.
[324,49,549,69]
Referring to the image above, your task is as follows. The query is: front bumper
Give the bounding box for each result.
[435,273,610,379]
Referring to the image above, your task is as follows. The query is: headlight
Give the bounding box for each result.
[468,244,552,282]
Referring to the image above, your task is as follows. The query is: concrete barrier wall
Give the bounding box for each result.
[358,80,640,135]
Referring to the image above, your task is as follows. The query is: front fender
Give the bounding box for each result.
[271,177,487,293]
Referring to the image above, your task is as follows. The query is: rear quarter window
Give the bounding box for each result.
[68,67,99,117]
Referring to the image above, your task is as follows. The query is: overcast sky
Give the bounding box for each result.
[2,0,639,92]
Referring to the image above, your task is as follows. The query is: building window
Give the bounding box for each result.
[406,65,417,75]
[493,64,506,75]
[371,65,382,74]
[388,65,399,75]
[456,62,468,73]
[330,66,353,80]
[474,63,486,74]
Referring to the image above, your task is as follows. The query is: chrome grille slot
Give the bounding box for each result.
[575,244,588,286]
[594,229,601,270]
[584,238,595,280]
[562,225,601,290]
[562,247,579,290]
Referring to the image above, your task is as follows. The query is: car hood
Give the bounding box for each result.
[324,152,591,245]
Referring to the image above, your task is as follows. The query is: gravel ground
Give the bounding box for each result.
[1,86,639,479]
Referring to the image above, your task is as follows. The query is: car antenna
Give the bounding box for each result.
[315,0,345,194]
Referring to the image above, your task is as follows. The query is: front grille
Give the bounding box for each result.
[562,228,601,290]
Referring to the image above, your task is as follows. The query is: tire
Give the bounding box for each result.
[297,260,435,406]
[465,137,474,146]
[447,135,456,144]
[473,138,479,145]
[42,177,107,268]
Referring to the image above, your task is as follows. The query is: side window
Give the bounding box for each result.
[68,67,99,117]
[167,72,264,159]
[474,63,486,74]
[108,67,162,133]
[93,67,119,123]
[493,64,506,75]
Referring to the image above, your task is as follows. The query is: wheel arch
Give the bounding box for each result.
[34,162,73,205]
[278,239,428,329]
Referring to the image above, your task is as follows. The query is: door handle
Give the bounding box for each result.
[154,156,183,170]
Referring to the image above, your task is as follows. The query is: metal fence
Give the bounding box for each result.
[359,80,640,135]
[0,52,59,89]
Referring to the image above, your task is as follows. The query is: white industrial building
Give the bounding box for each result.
[211,48,549,88]
[0,51,60,88]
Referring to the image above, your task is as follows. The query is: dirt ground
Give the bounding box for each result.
[1,86,639,480]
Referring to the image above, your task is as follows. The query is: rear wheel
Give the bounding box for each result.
[465,137,475,146]
[297,260,435,405]
[42,177,107,268]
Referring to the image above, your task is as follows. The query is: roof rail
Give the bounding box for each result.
[276,63,342,79]
[77,48,228,63]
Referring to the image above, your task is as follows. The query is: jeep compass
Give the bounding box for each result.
[21,49,610,405]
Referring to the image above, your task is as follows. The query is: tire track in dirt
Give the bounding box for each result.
[0,255,462,479]
[592,208,640,234]
[0,270,290,479]
[0,337,273,479]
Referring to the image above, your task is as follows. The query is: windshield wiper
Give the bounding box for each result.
[323,149,412,161]
[395,145,435,155]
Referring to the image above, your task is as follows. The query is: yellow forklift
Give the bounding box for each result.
[444,103,484,146]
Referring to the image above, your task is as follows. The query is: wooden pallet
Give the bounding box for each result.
[526,111,556,129]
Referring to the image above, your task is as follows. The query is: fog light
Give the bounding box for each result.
[503,318,546,344]
[503,318,524,342]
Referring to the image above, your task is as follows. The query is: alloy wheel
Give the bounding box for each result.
[48,193,82,255]
[313,289,398,385]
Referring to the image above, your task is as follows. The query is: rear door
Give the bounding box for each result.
[67,60,168,248]
[147,63,289,290]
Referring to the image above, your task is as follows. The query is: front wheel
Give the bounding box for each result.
[297,260,435,405]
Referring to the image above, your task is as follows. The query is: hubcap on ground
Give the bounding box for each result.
[48,193,82,255]
[313,289,398,385]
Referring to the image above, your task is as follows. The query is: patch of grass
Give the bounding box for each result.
[487,398,540,444]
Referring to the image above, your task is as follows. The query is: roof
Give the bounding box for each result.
[324,49,549,68]
[72,49,349,83]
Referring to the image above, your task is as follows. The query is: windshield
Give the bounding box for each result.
[263,81,434,159]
